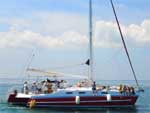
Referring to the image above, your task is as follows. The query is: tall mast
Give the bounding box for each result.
[89,0,93,81]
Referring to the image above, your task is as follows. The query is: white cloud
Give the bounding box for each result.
[0,26,88,49]
[0,12,88,35]
[94,21,122,48]
[126,20,150,43]
[0,11,150,49]
[94,19,150,48]
[35,12,88,35]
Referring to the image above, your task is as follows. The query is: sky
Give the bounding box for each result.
[0,0,150,81]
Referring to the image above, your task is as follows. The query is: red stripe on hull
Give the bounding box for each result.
[29,96,138,107]
[8,94,29,105]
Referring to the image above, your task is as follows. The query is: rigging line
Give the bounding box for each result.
[17,49,35,84]
[26,52,35,70]
[44,62,86,70]
[19,49,36,83]
[24,49,35,75]
[110,0,140,88]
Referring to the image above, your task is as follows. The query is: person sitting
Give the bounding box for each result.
[31,82,37,94]
[130,87,135,95]
[47,81,53,93]
[42,81,48,94]
[37,82,42,93]
[58,80,65,89]
[76,82,81,87]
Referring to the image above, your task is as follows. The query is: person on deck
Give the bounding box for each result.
[31,82,37,94]
[92,81,97,95]
[23,81,29,94]
[42,81,48,94]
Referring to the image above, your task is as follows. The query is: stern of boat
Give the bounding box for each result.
[7,90,30,105]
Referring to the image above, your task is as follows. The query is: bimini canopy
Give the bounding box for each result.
[26,68,88,79]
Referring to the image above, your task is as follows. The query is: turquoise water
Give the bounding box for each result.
[0,78,150,113]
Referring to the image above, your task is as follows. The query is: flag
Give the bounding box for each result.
[85,59,90,65]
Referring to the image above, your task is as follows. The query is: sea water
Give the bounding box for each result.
[0,78,150,113]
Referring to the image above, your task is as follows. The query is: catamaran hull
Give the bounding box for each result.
[28,96,138,108]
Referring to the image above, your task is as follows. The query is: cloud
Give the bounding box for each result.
[0,26,88,49]
[0,11,150,49]
[94,21,122,48]
[0,12,88,35]
[34,12,88,35]
[126,20,150,43]
[94,19,150,48]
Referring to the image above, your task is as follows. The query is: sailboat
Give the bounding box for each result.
[8,0,142,108]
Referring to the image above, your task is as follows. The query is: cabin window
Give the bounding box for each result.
[101,92,108,94]
[66,92,73,94]
[79,92,86,94]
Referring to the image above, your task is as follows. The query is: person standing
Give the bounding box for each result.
[92,81,97,95]
[23,81,29,94]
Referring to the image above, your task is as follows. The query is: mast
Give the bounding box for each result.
[89,0,93,81]
[110,0,140,88]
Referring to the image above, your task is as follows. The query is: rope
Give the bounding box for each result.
[110,0,140,88]
[45,62,86,70]
[20,49,36,84]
